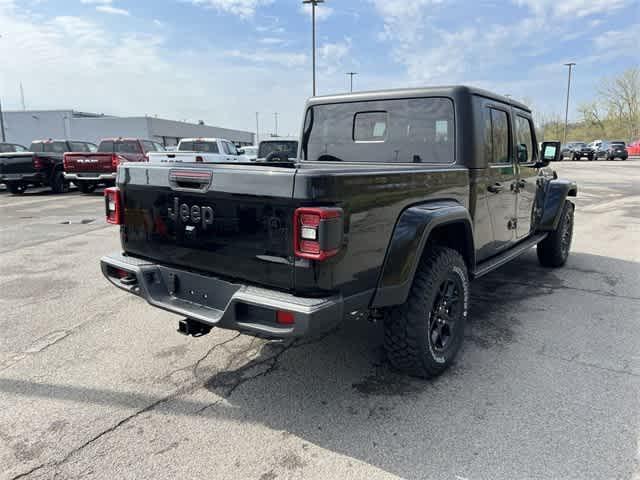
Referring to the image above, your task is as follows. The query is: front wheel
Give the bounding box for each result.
[384,246,469,378]
[537,201,574,267]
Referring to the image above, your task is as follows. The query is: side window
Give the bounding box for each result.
[15,145,27,152]
[87,143,97,152]
[515,115,535,163]
[153,142,165,151]
[354,112,387,141]
[226,141,238,155]
[486,108,511,164]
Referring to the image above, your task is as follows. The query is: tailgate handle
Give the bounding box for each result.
[169,169,213,192]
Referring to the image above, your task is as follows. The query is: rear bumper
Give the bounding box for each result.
[64,172,117,182]
[100,252,344,338]
[0,172,44,183]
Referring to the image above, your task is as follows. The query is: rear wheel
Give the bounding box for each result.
[384,246,469,379]
[6,182,26,195]
[50,170,69,194]
[537,201,574,267]
[78,182,96,194]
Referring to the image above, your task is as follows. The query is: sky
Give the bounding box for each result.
[0,0,638,137]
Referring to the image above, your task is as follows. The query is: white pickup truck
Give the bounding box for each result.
[147,138,248,163]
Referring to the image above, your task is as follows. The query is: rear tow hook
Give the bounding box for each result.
[177,318,213,337]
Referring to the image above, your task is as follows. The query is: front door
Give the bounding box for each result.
[485,107,517,253]
[514,114,538,238]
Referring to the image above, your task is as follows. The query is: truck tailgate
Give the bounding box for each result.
[120,163,297,290]
[64,153,114,173]
[0,153,35,175]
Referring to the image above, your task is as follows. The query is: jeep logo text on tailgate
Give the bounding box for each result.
[168,198,214,229]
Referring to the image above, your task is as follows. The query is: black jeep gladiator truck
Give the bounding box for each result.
[101,86,577,378]
[0,139,97,194]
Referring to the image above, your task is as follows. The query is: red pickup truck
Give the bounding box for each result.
[64,138,164,193]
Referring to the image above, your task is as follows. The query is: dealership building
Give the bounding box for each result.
[0,109,255,148]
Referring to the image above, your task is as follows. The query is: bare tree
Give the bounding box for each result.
[598,68,640,140]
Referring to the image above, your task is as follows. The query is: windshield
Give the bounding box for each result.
[258,141,298,159]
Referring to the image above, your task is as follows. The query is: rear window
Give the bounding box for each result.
[69,142,91,153]
[179,141,219,154]
[98,141,113,153]
[611,142,625,147]
[258,141,298,159]
[302,97,454,163]
[98,141,140,153]
[34,142,68,153]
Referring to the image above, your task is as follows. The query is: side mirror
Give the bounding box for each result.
[536,141,561,167]
[237,148,245,155]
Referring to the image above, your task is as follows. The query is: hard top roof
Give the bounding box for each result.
[306,85,531,112]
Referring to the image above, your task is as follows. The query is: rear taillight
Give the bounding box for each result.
[111,154,120,169]
[32,156,43,170]
[293,207,343,261]
[105,187,123,225]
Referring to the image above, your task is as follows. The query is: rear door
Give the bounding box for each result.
[514,113,538,238]
[120,163,299,290]
[484,106,517,253]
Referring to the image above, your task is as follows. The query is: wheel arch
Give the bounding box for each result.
[371,201,475,308]
[537,179,578,231]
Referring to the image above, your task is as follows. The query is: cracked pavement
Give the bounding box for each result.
[1,161,639,480]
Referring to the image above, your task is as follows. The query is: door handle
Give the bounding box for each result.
[487,183,503,193]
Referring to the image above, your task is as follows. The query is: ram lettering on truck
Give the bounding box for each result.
[101,86,577,379]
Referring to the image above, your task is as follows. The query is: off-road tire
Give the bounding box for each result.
[6,182,25,195]
[537,201,574,267]
[384,246,469,379]
[78,182,96,194]
[50,170,69,194]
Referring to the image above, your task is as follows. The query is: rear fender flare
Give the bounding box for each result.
[371,202,474,308]
[537,179,578,231]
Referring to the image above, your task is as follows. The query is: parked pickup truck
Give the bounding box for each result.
[0,139,97,194]
[101,86,577,378]
[148,138,246,163]
[64,138,164,193]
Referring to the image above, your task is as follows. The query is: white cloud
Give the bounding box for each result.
[513,0,631,17]
[80,0,112,4]
[0,0,309,136]
[153,19,164,27]
[95,5,130,16]
[299,3,334,21]
[259,37,284,45]
[225,48,306,67]
[318,38,352,75]
[189,0,273,18]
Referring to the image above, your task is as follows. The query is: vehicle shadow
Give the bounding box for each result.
[1,251,638,479]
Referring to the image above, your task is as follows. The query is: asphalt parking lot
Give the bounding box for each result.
[1,160,638,480]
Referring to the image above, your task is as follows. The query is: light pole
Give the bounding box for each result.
[302,0,324,96]
[0,97,5,142]
[346,72,358,93]
[255,112,260,144]
[563,62,576,144]
[274,112,279,137]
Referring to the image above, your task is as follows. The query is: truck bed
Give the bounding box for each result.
[118,162,469,297]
